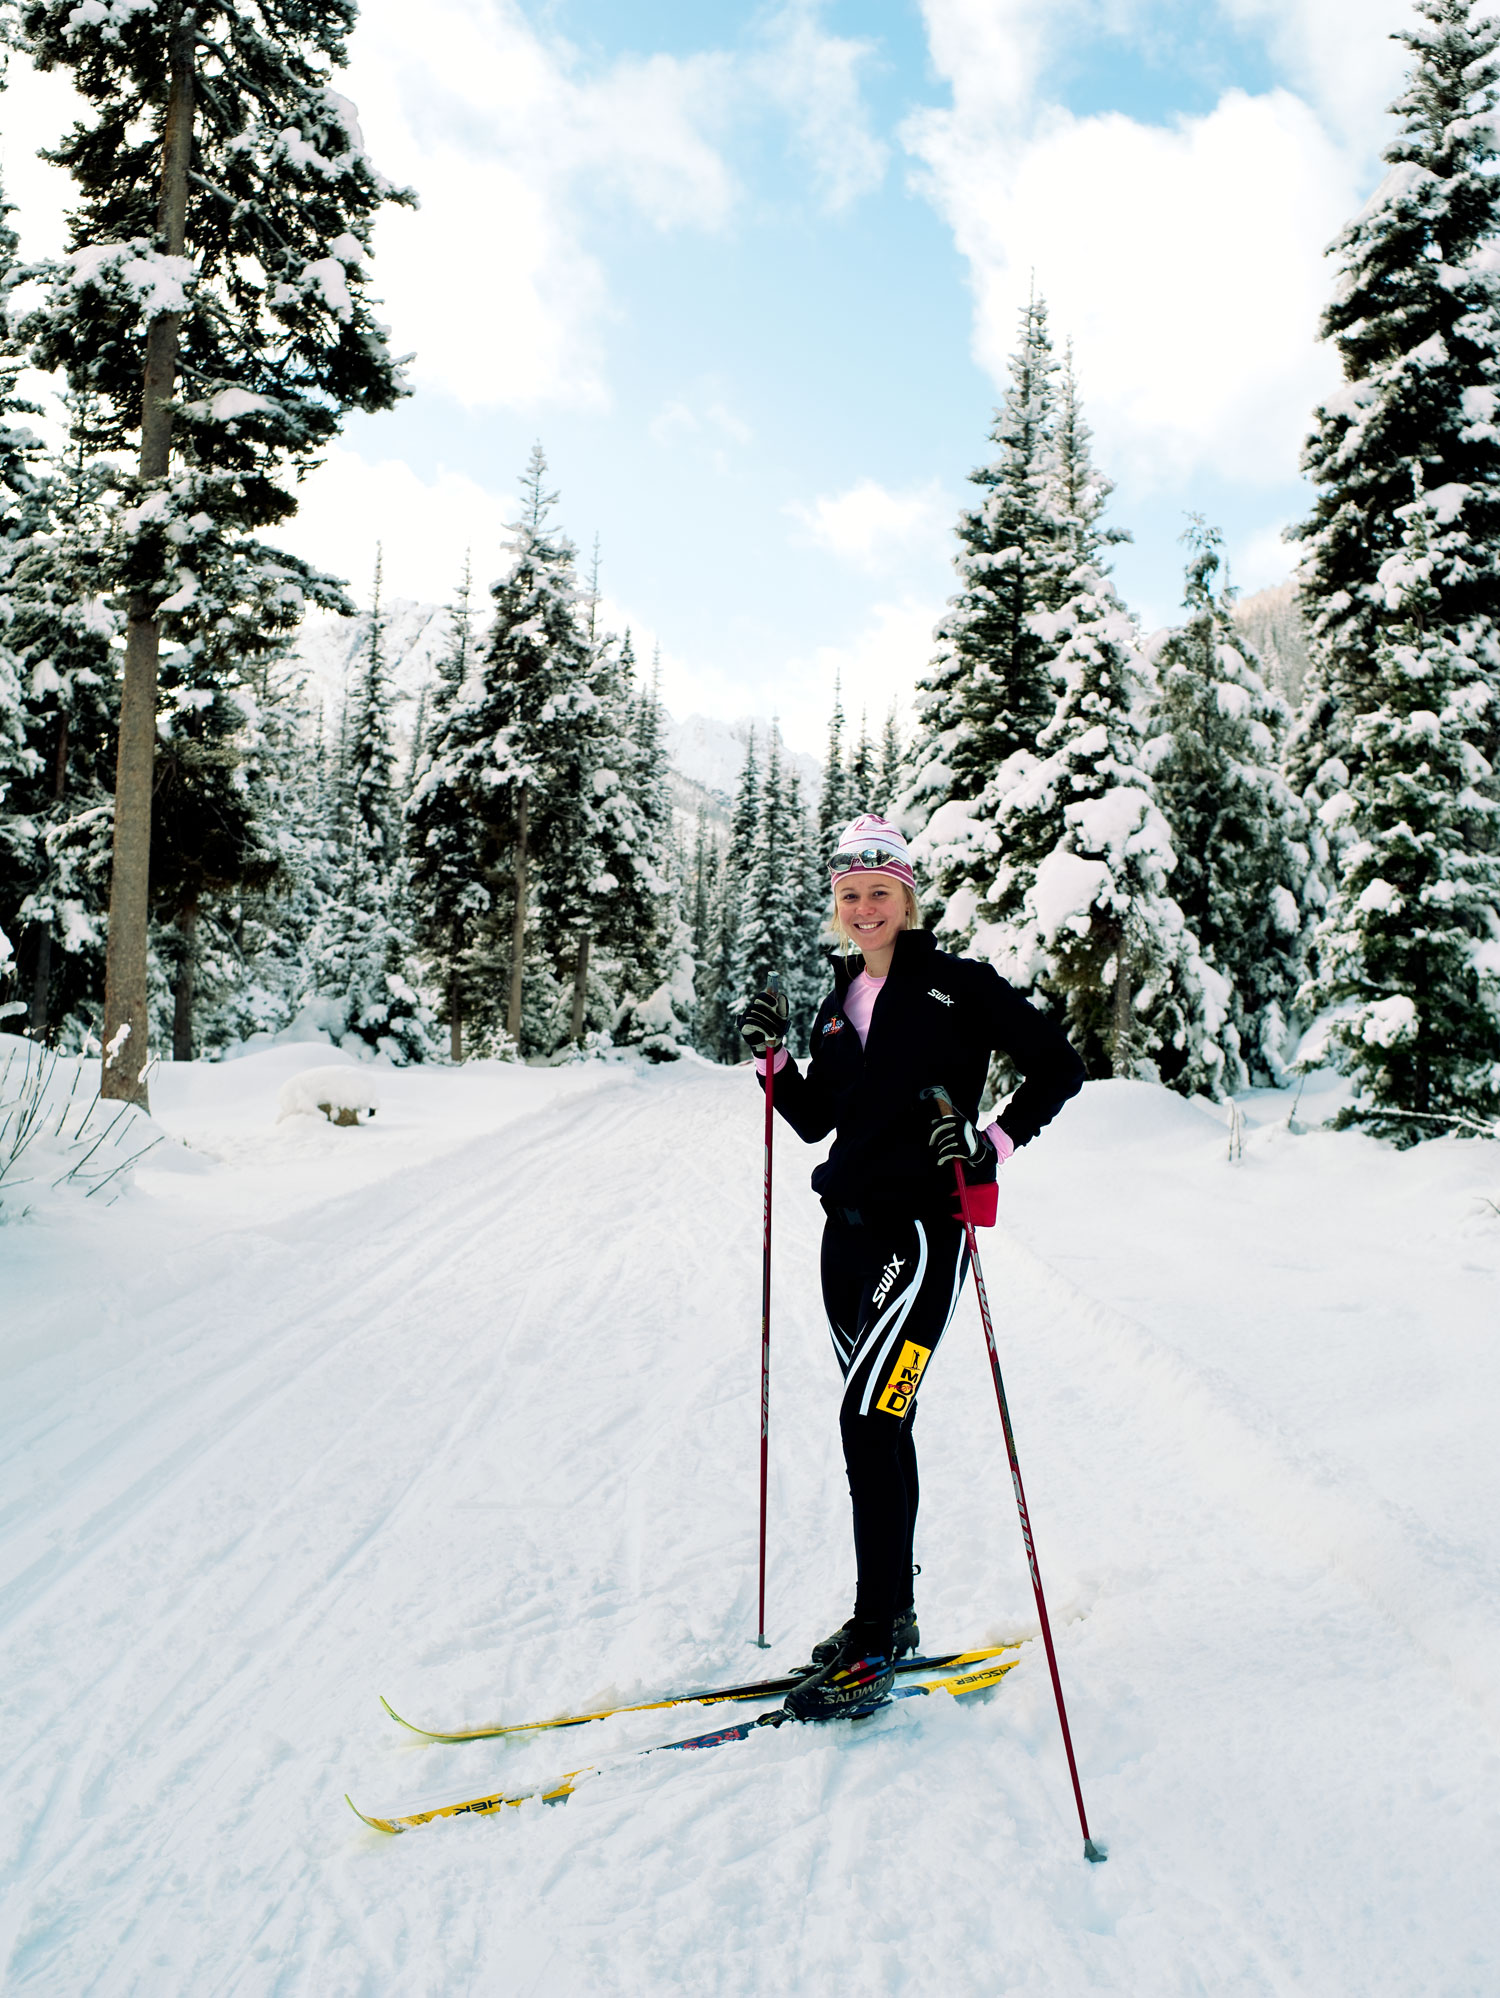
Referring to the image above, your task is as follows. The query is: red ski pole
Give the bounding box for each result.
[754,974,781,1649]
[926,1085,1106,1864]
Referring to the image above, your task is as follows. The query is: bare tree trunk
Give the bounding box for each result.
[28,933,52,1039]
[570,932,590,1044]
[100,10,195,1107]
[28,715,70,1039]
[506,783,528,1046]
[449,922,463,1063]
[1110,939,1132,1078]
[172,899,198,1062]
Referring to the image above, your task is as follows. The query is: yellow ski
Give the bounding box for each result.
[349,1649,1023,1835]
[378,1643,1018,1745]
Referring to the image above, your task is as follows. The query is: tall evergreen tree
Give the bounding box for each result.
[712,728,760,1060]
[847,714,874,814]
[1291,0,1500,859]
[817,675,849,853]
[611,657,694,1059]
[0,391,119,1045]
[22,0,412,1101]
[421,447,595,1055]
[148,536,343,1059]
[918,357,1236,1094]
[0,154,38,1012]
[687,809,721,1054]
[875,704,903,816]
[1148,521,1310,1081]
[1301,475,1500,1136]
[734,728,808,1037]
[901,291,1074,930]
[975,564,1236,1094]
[406,557,485,1059]
[309,551,434,1061]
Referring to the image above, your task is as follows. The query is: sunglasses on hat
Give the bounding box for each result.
[830,846,901,872]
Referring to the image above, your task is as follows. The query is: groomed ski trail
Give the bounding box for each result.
[1,1056,1497,1995]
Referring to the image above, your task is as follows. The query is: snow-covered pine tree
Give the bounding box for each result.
[610,657,694,1059]
[310,551,434,1062]
[790,768,835,1042]
[1301,473,1500,1137]
[817,676,849,855]
[146,532,347,1059]
[1,404,120,1046]
[847,714,874,816]
[712,728,760,1061]
[448,446,596,1054]
[406,557,485,1059]
[1147,520,1310,1081]
[734,727,816,1048]
[875,704,903,815]
[979,566,1237,1094]
[1291,0,1500,893]
[22,0,412,1101]
[210,652,325,1048]
[901,291,1074,936]
[921,355,1237,1094]
[687,809,721,1054]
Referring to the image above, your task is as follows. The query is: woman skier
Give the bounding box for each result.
[738,813,1085,1721]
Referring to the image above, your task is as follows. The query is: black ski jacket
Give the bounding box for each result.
[762,929,1084,1215]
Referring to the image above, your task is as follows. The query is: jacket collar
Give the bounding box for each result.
[832,926,937,994]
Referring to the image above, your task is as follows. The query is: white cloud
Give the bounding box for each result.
[289,446,514,603]
[906,81,1358,489]
[754,1,888,212]
[1232,517,1299,594]
[914,0,1056,119]
[787,478,948,569]
[776,596,941,749]
[1217,0,1413,151]
[345,0,736,414]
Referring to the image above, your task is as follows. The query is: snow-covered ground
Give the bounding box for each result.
[2,1046,1498,1994]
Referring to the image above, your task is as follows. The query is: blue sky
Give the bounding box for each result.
[1,0,1426,749]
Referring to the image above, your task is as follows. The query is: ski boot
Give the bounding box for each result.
[784,1620,897,1721]
[811,1603,919,1669]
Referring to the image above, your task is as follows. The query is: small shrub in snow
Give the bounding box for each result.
[275,1067,380,1127]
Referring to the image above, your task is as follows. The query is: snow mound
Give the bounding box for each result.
[276,1067,381,1125]
[0,1035,199,1219]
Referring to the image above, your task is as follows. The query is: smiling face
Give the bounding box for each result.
[834,872,910,970]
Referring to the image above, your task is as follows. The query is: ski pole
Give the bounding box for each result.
[924,1085,1106,1864]
[754,973,781,1649]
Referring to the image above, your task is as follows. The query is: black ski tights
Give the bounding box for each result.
[820,1210,968,1628]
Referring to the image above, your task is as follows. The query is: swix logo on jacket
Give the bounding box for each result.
[929,988,954,1006]
[872,1253,905,1309]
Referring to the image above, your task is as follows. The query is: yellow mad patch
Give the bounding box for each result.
[876,1340,932,1417]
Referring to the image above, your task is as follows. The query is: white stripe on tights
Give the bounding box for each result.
[856,1220,929,1418]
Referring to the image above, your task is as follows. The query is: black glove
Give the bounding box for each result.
[739,984,789,1059]
[927,1103,992,1172]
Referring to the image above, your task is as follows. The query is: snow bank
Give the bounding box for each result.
[0,1034,200,1222]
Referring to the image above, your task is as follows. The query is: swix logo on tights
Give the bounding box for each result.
[872,1253,905,1309]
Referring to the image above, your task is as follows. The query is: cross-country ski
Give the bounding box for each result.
[380,1643,1020,1743]
[354,1655,1025,1832]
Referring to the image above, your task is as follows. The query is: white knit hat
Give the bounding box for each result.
[828,813,916,891]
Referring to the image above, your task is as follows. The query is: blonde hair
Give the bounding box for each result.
[828,877,923,954]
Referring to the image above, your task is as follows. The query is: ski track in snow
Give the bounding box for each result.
[2,1057,1498,1994]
